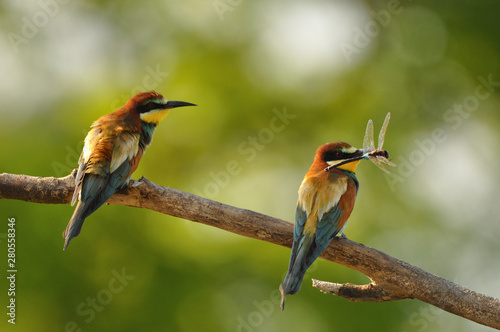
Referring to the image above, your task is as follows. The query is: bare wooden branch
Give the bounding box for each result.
[311,280,405,302]
[1,172,499,330]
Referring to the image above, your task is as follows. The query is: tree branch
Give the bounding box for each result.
[1,172,499,330]
[311,280,405,302]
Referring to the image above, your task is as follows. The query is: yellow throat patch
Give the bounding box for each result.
[140,109,169,125]
[336,159,361,173]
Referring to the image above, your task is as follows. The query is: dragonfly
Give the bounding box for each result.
[325,112,396,174]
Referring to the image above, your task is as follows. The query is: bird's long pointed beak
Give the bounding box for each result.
[164,100,197,109]
[352,149,365,158]
[325,149,366,172]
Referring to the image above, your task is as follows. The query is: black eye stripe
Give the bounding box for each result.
[322,149,356,162]
[323,150,344,162]
[138,102,160,114]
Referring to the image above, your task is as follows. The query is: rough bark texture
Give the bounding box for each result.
[1,172,499,330]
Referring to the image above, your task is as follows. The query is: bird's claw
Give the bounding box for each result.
[129,179,143,188]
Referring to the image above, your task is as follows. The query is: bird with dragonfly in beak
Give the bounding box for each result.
[280,113,396,310]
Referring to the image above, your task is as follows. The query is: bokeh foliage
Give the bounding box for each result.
[1,0,500,331]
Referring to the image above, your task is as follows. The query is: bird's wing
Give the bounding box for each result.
[71,154,86,206]
[283,200,344,292]
[78,160,132,217]
[71,125,104,206]
[291,176,317,261]
[316,204,343,245]
[110,131,140,173]
[72,122,139,205]
[296,174,350,265]
[294,204,307,241]
[288,175,343,257]
[316,176,358,245]
[298,197,348,270]
[284,204,308,272]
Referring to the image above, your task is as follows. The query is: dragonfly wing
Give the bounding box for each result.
[364,113,396,174]
[363,119,375,151]
[378,156,397,167]
[378,112,391,150]
[369,156,391,174]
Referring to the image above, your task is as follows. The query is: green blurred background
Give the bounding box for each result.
[1,0,500,331]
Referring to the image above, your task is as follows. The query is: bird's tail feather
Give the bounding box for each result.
[279,234,315,311]
[63,201,88,250]
[279,267,306,311]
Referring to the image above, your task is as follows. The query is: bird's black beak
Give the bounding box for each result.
[325,149,366,172]
[350,149,365,159]
[337,149,366,165]
[164,101,197,109]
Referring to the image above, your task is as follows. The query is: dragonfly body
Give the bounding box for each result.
[369,149,390,159]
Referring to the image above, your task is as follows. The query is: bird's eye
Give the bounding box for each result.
[322,149,346,163]
[148,102,156,109]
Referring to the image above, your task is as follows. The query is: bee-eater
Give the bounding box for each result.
[63,91,196,250]
[279,142,365,310]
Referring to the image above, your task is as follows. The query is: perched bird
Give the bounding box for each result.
[279,142,366,310]
[63,91,195,250]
